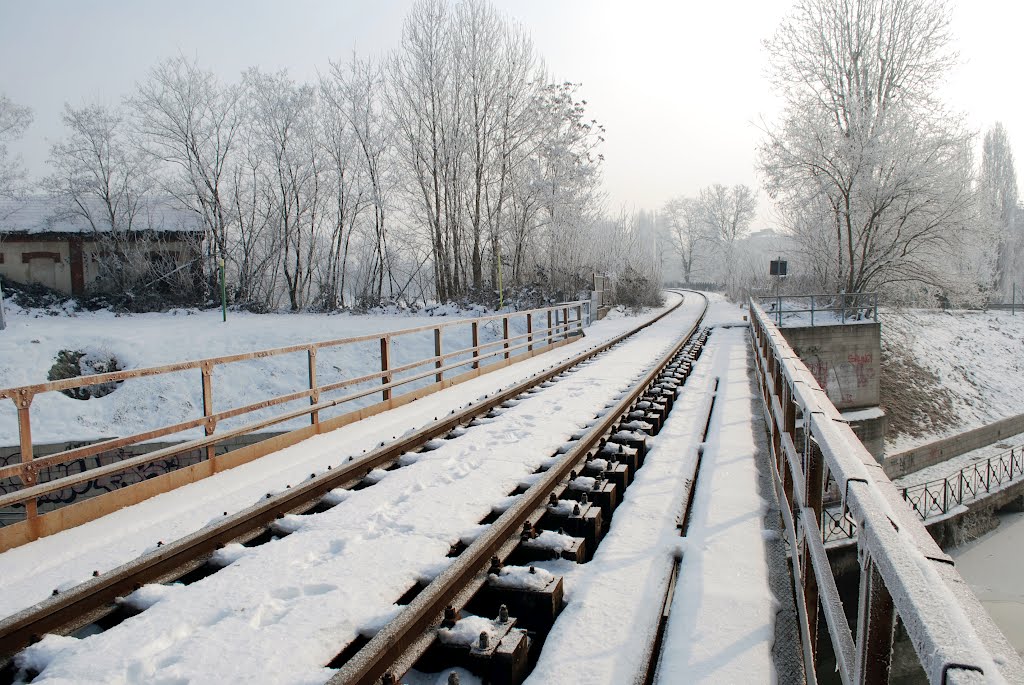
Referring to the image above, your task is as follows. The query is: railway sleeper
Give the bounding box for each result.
[466,567,566,635]
[415,613,530,685]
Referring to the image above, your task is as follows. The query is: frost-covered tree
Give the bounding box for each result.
[760,0,978,298]
[661,195,709,283]
[980,122,1020,296]
[0,94,32,214]
[696,183,756,292]
[132,56,244,290]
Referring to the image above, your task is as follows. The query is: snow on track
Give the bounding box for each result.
[526,298,778,685]
[0,299,682,621]
[13,295,706,685]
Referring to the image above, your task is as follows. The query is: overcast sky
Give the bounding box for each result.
[1,0,1021,229]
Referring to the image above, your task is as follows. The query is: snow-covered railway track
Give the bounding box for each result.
[0,293,706,684]
[333,307,711,685]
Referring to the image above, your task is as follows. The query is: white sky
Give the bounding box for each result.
[1,0,1021,229]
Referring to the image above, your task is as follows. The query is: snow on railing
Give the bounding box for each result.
[755,292,878,327]
[749,297,1021,684]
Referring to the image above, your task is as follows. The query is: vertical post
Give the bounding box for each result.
[502,315,510,360]
[547,310,553,345]
[0,278,6,331]
[577,304,583,332]
[803,435,824,659]
[810,295,815,327]
[854,558,896,684]
[380,336,391,401]
[219,258,227,323]
[201,363,216,461]
[471,321,480,370]
[526,313,533,352]
[16,392,37,520]
[307,347,319,426]
[563,307,569,340]
[842,294,847,324]
[873,293,878,321]
[777,294,782,327]
[434,328,443,384]
[1013,283,1016,316]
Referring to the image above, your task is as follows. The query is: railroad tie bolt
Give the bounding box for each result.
[442,605,459,628]
[276,513,284,519]
[573,503,581,516]
[489,555,503,574]
[548,493,558,506]
[570,469,578,480]
[580,492,589,504]
[448,672,461,685]
[529,565,536,574]
[478,631,489,650]
[52,588,59,596]
[157,541,163,547]
[382,672,397,685]
[92,570,100,577]
[498,604,509,623]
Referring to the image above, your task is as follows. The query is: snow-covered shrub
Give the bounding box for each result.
[47,349,124,399]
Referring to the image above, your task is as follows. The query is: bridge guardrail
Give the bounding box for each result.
[0,301,586,550]
[749,297,1022,684]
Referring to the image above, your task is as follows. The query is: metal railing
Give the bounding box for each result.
[756,292,879,327]
[825,446,1024,543]
[0,302,586,547]
[749,297,1021,684]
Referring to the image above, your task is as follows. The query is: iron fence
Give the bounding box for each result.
[825,445,1024,543]
[755,292,879,327]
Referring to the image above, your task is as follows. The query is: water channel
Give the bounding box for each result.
[951,510,1024,657]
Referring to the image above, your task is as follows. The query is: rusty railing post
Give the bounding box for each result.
[471,321,480,370]
[526,313,533,352]
[503,315,510,360]
[547,310,553,345]
[16,391,37,520]
[434,328,443,384]
[563,307,569,340]
[201,362,216,462]
[380,336,391,401]
[804,434,824,658]
[854,557,896,684]
[307,347,319,426]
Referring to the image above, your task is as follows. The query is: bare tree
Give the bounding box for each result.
[132,56,243,292]
[980,122,1019,296]
[696,183,756,291]
[0,94,32,219]
[46,103,163,294]
[661,195,709,284]
[760,0,976,298]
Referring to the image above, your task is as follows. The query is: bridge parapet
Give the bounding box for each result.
[749,298,1024,684]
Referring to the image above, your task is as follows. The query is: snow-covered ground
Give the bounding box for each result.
[0,301,580,445]
[884,308,1024,454]
[5,295,718,685]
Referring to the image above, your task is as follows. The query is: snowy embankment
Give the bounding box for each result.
[882,308,1024,455]
[10,296,704,685]
[0,301,546,445]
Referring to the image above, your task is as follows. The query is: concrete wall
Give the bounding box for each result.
[780,322,881,410]
[884,412,1024,479]
[0,239,73,292]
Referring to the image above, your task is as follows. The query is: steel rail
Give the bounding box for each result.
[0,293,689,664]
[330,292,709,685]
